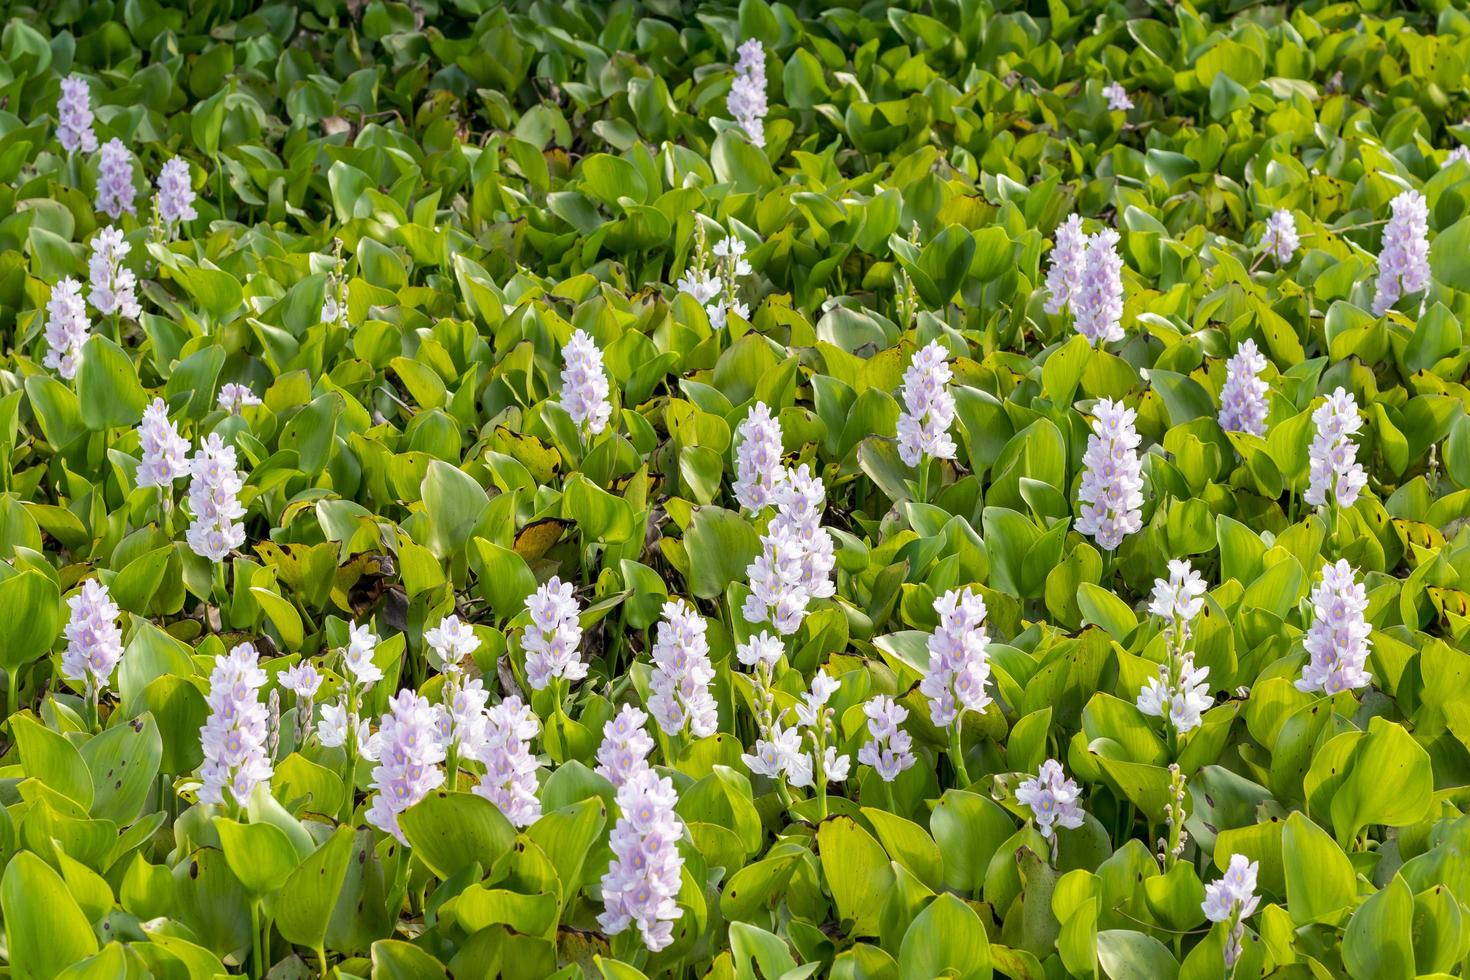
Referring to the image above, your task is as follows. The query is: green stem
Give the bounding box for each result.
[250,900,263,979]
[316,947,328,978]
[880,778,897,813]
[212,560,228,625]
[7,666,18,718]
[917,457,930,504]
[948,723,971,787]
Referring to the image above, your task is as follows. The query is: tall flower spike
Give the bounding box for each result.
[424,614,479,676]
[1372,190,1431,316]
[1076,398,1145,550]
[770,463,836,602]
[732,401,786,513]
[1016,759,1085,840]
[1296,559,1373,695]
[343,622,384,687]
[1138,560,1213,735]
[217,383,261,415]
[1304,387,1366,509]
[1202,854,1261,969]
[728,39,768,148]
[599,767,686,951]
[596,704,656,788]
[523,576,587,690]
[743,523,812,636]
[365,689,446,842]
[60,579,124,692]
[1103,81,1133,111]
[154,157,197,238]
[44,277,91,380]
[1044,214,1087,315]
[920,587,992,729]
[560,329,612,436]
[95,139,137,219]
[1148,559,1207,641]
[1217,339,1269,437]
[88,226,141,320]
[707,235,752,329]
[1260,209,1299,265]
[198,642,273,806]
[1073,229,1125,345]
[136,397,191,489]
[649,599,718,739]
[185,433,247,561]
[857,694,915,783]
[896,340,958,468]
[470,696,542,828]
[57,75,97,154]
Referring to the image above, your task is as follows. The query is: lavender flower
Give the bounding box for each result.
[1450,145,1470,166]
[198,642,273,807]
[424,614,479,676]
[217,383,261,415]
[153,157,197,238]
[743,524,811,635]
[600,766,686,951]
[365,689,446,842]
[44,277,91,380]
[88,225,141,320]
[649,599,718,740]
[1304,387,1366,509]
[1044,214,1087,315]
[1203,854,1260,968]
[1016,759,1085,840]
[741,722,802,779]
[136,397,191,489]
[1261,209,1299,264]
[1103,82,1133,111]
[920,587,992,729]
[317,702,373,755]
[470,696,542,828]
[1074,229,1125,345]
[732,401,786,512]
[523,576,586,690]
[95,139,137,219]
[728,39,768,148]
[1296,559,1373,695]
[57,75,97,154]
[1148,559,1207,638]
[770,464,836,602]
[560,329,612,437]
[1372,190,1431,316]
[857,695,915,783]
[896,340,957,468]
[735,631,783,672]
[1218,339,1269,437]
[596,704,656,788]
[185,433,247,561]
[343,622,384,687]
[281,662,322,700]
[60,579,124,691]
[1076,397,1144,551]
[1138,560,1212,734]
[785,671,850,789]
[707,236,752,329]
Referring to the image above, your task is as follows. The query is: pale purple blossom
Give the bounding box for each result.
[649,599,718,739]
[1304,387,1366,509]
[1148,559,1207,638]
[60,579,124,690]
[343,622,383,687]
[728,39,768,148]
[57,75,97,154]
[735,631,783,672]
[281,662,321,700]
[706,236,753,329]
[896,340,957,468]
[523,576,586,690]
[599,767,686,951]
[1016,759,1085,840]
[1450,145,1470,166]
[185,433,247,561]
[217,383,261,415]
[1203,854,1260,968]
[136,397,191,489]
[560,329,612,436]
[95,139,137,219]
[1044,214,1087,316]
[596,704,656,788]
[470,695,542,828]
[1260,209,1299,265]
[44,277,91,380]
[88,225,141,320]
[317,702,373,756]
[920,587,992,729]
[1103,81,1133,111]
[424,614,479,675]
[857,695,914,783]
[1076,397,1144,550]
[741,722,801,779]
[1296,560,1373,696]
[770,464,836,602]
[1372,190,1431,316]
[365,689,446,842]
[744,524,811,635]
[1218,339,1269,437]
[783,671,849,788]
[198,642,273,806]
[1073,229,1125,345]
[153,157,197,238]
[733,401,786,512]
[1137,653,1212,734]
[676,269,721,305]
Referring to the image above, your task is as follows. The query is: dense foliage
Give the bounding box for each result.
[3,0,1470,977]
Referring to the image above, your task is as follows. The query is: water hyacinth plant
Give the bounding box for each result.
[0,2,1468,978]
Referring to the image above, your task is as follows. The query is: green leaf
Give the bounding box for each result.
[214,817,300,894]
[12,712,93,810]
[818,815,896,938]
[80,713,162,825]
[1343,874,1415,980]
[685,506,761,600]
[0,569,61,671]
[898,893,993,980]
[1096,929,1178,980]
[399,791,516,881]
[1282,811,1356,925]
[1,851,99,977]
[274,826,355,954]
[76,335,149,431]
